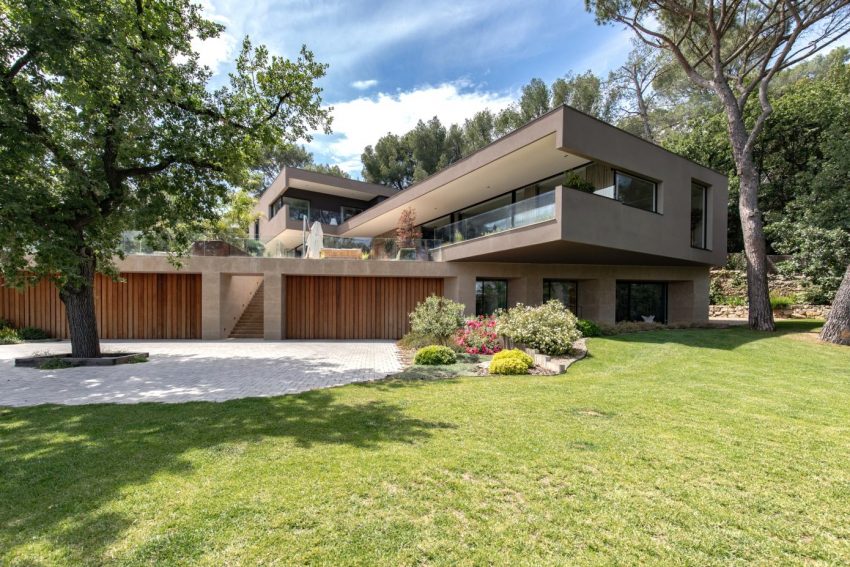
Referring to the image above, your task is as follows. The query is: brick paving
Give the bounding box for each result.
[0,340,402,407]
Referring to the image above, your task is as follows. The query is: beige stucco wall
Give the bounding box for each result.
[118,255,709,338]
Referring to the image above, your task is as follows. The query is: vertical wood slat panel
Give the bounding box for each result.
[285,276,443,340]
[0,273,202,339]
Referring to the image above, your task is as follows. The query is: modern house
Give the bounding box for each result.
[1,105,727,340]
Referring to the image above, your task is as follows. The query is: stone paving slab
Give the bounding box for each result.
[0,340,402,407]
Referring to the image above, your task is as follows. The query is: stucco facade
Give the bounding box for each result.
[114,104,727,340]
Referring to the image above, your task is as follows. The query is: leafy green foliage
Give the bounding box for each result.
[770,295,795,310]
[496,300,581,356]
[0,327,21,345]
[492,349,534,368]
[488,356,530,375]
[413,345,458,366]
[576,319,602,338]
[408,296,465,346]
[17,327,51,341]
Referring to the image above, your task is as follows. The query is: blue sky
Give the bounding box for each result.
[196,0,633,175]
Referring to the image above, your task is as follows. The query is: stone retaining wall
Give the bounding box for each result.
[709,304,831,319]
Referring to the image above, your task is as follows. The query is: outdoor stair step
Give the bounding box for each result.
[229,282,265,339]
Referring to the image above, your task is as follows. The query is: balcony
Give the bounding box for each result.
[433,190,556,245]
[120,234,441,261]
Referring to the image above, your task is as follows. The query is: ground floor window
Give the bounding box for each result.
[476,279,508,316]
[616,282,667,323]
[543,279,577,314]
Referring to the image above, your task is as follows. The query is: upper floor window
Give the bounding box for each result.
[269,196,309,220]
[690,182,708,249]
[341,206,364,222]
[615,171,657,212]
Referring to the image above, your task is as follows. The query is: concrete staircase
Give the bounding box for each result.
[229,283,264,339]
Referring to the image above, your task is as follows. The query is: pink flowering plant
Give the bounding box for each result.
[454,315,502,355]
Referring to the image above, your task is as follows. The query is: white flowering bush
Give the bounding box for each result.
[496,300,581,356]
[409,295,465,345]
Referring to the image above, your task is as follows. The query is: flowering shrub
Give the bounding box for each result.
[454,315,502,355]
[409,295,465,345]
[496,300,581,356]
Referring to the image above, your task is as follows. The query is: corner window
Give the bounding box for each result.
[690,183,708,249]
[543,280,577,314]
[616,282,667,324]
[475,279,508,316]
[615,171,657,212]
[341,206,363,222]
[269,195,310,220]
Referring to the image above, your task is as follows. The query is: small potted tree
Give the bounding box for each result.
[395,207,422,260]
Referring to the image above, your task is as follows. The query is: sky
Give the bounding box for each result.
[195,0,635,176]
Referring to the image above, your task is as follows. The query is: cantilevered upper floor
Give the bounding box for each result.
[253,105,728,266]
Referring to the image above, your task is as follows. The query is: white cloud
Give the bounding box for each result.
[351,79,379,90]
[309,82,515,176]
[191,0,236,74]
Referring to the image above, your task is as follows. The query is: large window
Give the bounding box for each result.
[690,183,708,249]
[476,279,508,316]
[341,206,363,222]
[616,282,667,324]
[543,280,577,314]
[269,196,310,220]
[615,171,657,212]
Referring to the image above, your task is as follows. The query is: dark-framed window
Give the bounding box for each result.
[475,279,508,316]
[269,195,310,220]
[614,171,657,212]
[341,206,364,222]
[616,281,667,323]
[543,279,578,314]
[690,182,708,249]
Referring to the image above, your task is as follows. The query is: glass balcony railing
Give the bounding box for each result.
[433,190,556,245]
[119,233,440,261]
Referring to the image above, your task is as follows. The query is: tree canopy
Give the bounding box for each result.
[0,0,331,356]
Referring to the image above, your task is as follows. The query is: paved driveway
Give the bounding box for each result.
[0,340,402,407]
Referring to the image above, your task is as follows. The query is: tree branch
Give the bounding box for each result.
[4,49,36,80]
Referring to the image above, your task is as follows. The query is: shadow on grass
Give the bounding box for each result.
[600,320,825,350]
[0,390,454,562]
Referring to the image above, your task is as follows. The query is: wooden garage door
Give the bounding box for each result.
[0,273,202,339]
[286,276,444,339]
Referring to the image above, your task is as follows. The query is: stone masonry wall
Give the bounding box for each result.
[709,304,831,319]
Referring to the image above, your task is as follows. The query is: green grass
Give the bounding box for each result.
[2,321,849,565]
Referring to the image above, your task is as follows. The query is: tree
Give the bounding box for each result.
[587,0,850,331]
[552,70,612,121]
[0,0,330,357]
[821,265,850,344]
[395,207,421,249]
[361,133,414,190]
[306,163,351,178]
[252,143,313,194]
[607,40,666,141]
[204,190,261,243]
[462,110,497,154]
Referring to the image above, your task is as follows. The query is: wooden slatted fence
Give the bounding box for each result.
[0,273,202,339]
[285,276,444,339]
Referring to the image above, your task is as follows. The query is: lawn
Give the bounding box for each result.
[2,321,849,565]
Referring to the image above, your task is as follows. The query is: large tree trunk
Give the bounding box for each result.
[737,166,775,331]
[58,251,101,358]
[716,86,775,332]
[820,264,850,345]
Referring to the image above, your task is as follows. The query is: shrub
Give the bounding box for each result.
[492,348,533,367]
[455,316,502,355]
[770,294,794,310]
[496,300,580,356]
[717,295,747,306]
[489,356,529,375]
[0,327,21,345]
[17,327,50,341]
[576,319,601,337]
[409,295,465,345]
[414,345,457,366]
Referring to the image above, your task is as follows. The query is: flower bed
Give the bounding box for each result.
[455,316,502,355]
